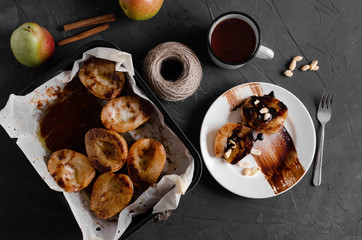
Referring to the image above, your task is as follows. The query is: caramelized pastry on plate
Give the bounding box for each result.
[85,128,128,172]
[240,93,288,134]
[79,57,126,99]
[47,149,96,192]
[101,95,152,133]
[214,122,254,165]
[127,138,166,189]
[90,172,133,219]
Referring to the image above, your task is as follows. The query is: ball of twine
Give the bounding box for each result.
[143,42,203,101]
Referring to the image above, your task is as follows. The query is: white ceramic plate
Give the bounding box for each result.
[200,82,316,198]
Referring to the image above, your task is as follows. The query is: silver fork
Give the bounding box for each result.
[313,91,334,186]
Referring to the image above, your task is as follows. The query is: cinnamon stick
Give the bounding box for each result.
[63,13,115,31]
[57,24,109,46]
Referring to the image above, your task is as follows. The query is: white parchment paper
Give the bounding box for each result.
[0,47,194,240]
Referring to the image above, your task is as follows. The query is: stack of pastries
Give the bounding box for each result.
[46,57,167,220]
[215,91,288,164]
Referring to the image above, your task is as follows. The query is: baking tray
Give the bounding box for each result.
[19,40,203,239]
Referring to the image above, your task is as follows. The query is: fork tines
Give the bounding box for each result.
[319,91,334,109]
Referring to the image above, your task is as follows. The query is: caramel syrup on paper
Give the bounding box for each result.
[38,78,103,153]
[222,83,305,194]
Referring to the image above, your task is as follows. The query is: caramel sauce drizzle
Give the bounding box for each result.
[223,83,264,111]
[38,78,104,153]
[223,83,305,194]
[253,127,305,194]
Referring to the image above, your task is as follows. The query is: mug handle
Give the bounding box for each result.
[255,45,274,60]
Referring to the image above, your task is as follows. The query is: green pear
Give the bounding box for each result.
[10,22,55,67]
[119,0,164,21]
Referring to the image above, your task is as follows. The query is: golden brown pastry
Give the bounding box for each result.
[79,57,126,99]
[101,95,152,133]
[90,172,133,220]
[240,93,288,134]
[85,128,128,172]
[47,149,96,192]
[127,138,166,189]
[214,122,254,165]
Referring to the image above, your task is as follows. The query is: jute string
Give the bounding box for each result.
[143,42,203,101]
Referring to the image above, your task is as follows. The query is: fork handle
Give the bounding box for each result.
[313,124,325,186]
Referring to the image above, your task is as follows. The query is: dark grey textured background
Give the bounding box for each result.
[1,0,361,239]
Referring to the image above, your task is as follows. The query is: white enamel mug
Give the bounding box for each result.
[207,11,274,69]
